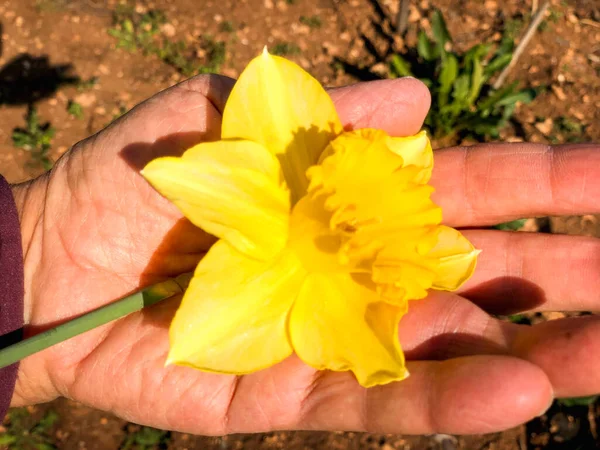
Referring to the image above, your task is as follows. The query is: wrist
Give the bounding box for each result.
[11,178,46,324]
[9,176,50,406]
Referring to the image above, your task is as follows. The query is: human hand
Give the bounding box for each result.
[10,73,600,435]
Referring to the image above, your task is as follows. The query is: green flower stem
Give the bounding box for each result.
[0,273,192,370]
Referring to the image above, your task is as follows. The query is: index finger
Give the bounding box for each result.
[432,143,600,227]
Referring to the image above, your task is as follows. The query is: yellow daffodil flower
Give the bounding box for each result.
[141,48,480,387]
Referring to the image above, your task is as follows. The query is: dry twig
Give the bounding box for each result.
[589,403,598,440]
[581,18,600,29]
[532,0,538,15]
[396,0,411,35]
[493,1,550,89]
[518,424,528,450]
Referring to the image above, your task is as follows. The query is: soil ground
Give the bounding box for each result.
[0,0,599,449]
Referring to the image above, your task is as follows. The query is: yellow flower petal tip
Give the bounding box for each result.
[144,52,479,388]
[221,45,343,202]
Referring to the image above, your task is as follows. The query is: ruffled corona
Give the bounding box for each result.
[290,128,478,305]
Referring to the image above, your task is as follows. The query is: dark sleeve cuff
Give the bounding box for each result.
[0,175,24,417]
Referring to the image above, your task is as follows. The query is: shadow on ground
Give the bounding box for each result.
[0,22,79,107]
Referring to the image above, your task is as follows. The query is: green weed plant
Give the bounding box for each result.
[12,108,54,171]
[0,408,58,450]
[120,425,170,450]
[389,10,536,140]
[108,6,225,76]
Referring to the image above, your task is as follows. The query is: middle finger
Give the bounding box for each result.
[457,230,600,314]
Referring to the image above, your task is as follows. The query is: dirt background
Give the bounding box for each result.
[0,0,599,449]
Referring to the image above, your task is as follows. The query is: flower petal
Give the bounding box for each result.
[386,130,433,183]
[167,240,306,373]
[222,48,343,202]
[289,273,408,387]
[427,225,481,291]
[372,226,480,303]
[142,140,290,260]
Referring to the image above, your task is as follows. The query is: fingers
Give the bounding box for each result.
[398,291,518,360]
[512,316,600,398]
[432,143,600,227]
[223,336,551,435]
[398,292,600,400]
[457,230,600,314]
[298,356,552,434]
[329,77,431,136]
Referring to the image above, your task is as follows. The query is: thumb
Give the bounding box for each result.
[330,77,431,137]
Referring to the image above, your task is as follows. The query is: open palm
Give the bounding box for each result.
[12,74,600,435]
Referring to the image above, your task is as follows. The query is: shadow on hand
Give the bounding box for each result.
[119,130,222,327]
[404,332,510,361]
[461,277,547,316]
[136,216,212,287]
[135,217,212,329]
[22,214,212,335]
[120,131,213,171]
[404,278,547,361]
[119,129,221,303]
